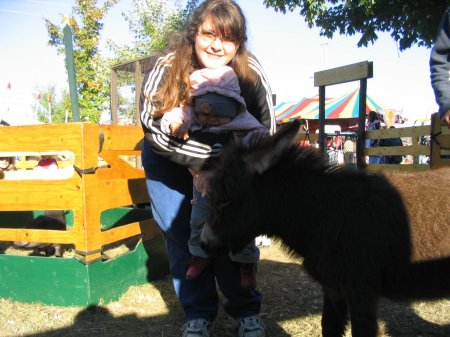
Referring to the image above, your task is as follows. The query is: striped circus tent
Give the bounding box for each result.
[275,88,383,123]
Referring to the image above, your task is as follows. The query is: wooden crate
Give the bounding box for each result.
[0,123,167,306]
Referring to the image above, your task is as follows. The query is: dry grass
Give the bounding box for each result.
[1,242,449,337]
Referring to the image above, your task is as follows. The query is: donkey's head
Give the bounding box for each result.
[200,120,302,255]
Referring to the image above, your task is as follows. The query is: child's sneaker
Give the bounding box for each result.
[240,263,257,289]
[186,256,211,280]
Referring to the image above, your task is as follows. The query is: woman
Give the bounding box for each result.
[139,1,275,336]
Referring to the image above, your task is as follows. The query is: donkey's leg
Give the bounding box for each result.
[321,291,348,337]
[347,293,379,337]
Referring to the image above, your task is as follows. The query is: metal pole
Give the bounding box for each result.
[135,60,142,126]
[48,100,52,124]
[63,16,80,122]
[318,86,326,154]
[357,80,368,169]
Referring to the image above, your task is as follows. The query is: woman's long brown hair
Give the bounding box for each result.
[152,0,257,119]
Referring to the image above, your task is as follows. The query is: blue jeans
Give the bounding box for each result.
[141,141,261,322]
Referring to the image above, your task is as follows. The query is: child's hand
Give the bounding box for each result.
[192,170,215,196]
[160,106,191,139]
[170,122,189,140]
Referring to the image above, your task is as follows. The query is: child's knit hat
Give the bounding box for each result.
[193,92,239,118]
[190,66,246,118]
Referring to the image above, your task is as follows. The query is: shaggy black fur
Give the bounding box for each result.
[201,120,450,337]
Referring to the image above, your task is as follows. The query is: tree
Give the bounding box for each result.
[107,0,198,124]
[32,85,71,124]
[45,0,119,122]
[263,0,447,51]
[108,0,195,63]
[45,0,197,124]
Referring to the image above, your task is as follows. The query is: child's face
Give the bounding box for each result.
[0,158,11,170]
[196,111,232,127]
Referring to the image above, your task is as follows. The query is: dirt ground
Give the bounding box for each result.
[1,241,450,337]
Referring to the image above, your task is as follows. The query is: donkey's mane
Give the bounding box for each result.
[276,143,343,177]
[219,120,344,177]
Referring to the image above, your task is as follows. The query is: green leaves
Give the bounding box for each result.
[44,0,195,123]
[263,0,447,51]
[46,0,118,123]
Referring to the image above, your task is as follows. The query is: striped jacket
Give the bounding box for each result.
[140,50,276,171]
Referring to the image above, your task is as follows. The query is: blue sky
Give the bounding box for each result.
[0,0,440,124]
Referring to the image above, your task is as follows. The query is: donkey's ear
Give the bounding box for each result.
[244,120,301,174]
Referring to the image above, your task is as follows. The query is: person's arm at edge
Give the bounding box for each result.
[430,7,450,125]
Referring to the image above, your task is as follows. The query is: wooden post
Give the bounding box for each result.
[430,112,450,169]
[111,68,118,124]
[318,86,326,154]
[314,61,373,167]
[135,60,142,126]
[63,17,80,122]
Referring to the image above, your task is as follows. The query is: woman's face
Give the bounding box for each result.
[194,18,239,69]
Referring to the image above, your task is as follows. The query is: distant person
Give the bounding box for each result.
[0,157,15,179]
[365,110,382,164]
[430,6,450,126]
[380,126,403,164]
[36,155,58,169]
[343,136,356,164]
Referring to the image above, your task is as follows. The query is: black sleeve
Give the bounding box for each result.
[430,7,450,114]
[240,55,277,135]
[140,52,221,171]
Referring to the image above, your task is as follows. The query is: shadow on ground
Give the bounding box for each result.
[6,243,450,337]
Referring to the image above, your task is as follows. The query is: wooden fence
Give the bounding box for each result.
[295,112,450,171]
[0,123,158,264]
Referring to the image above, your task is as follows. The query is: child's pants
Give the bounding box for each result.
[189,187,260,263]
